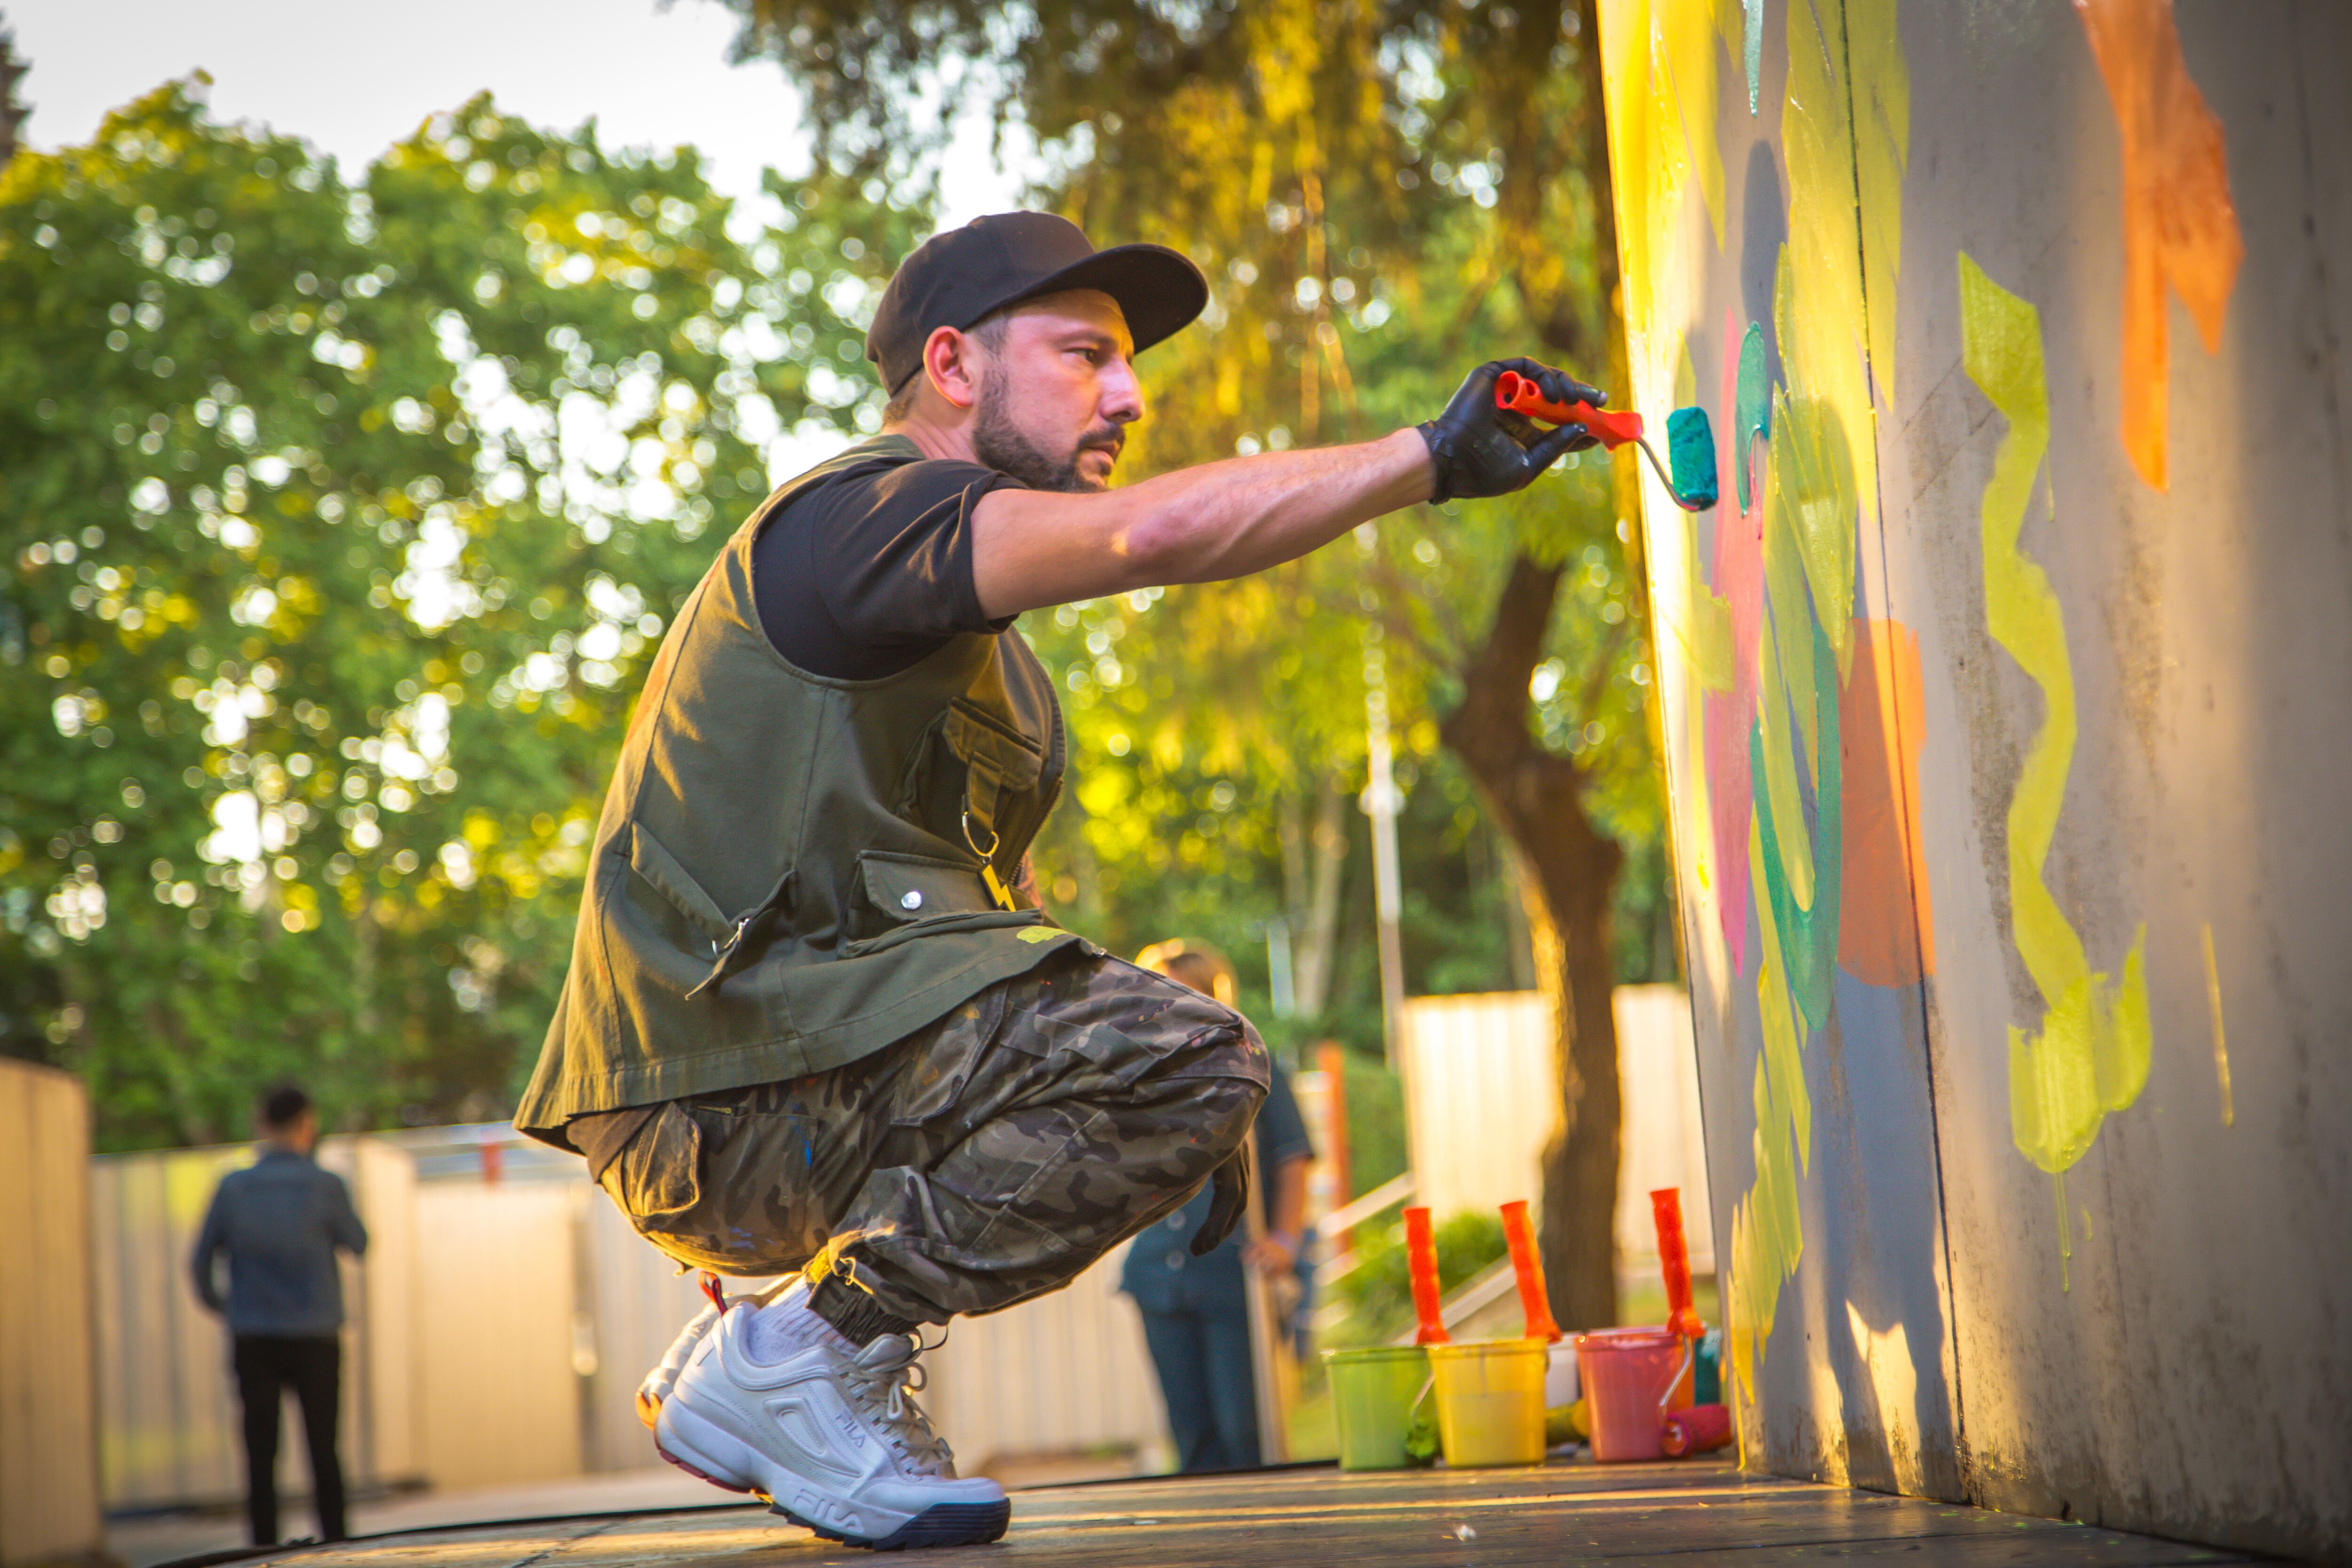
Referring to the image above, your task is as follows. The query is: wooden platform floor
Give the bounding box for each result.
[205,1457,2265,1568]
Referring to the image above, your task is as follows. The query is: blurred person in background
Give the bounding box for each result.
[191,1083,368,1546]
[1121,941,1313,1472]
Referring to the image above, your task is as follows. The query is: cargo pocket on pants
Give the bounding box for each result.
[605,1102,704,1228]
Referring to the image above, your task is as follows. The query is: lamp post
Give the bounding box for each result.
[1362,641,1406,1069]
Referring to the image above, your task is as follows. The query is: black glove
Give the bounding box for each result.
[1190,1141,1253,1256]
[1418,358,1607,503]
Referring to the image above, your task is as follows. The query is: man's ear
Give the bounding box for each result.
[923,324,983,412]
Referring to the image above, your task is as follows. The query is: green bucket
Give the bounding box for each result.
[1322,1345,1431,1471]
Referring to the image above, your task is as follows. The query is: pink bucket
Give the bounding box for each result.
[1575,1328,1688,1462]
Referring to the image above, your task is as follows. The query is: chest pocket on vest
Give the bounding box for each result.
[944,697,1044,844]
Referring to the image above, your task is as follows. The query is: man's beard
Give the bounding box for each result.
[971,368,1120,493]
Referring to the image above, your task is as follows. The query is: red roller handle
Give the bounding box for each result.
[1651,1187,1703,1340]
[1499,1200,1561,1343]
[1404,1206,1450,1345]
[1495,370,1644,448]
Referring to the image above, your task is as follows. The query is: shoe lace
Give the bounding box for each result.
[844,1334,957,1478]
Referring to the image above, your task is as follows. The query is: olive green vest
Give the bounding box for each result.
[515,436,1081,1144]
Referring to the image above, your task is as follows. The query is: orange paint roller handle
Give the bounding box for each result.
[1500,1200,1562,1343]
[1651,1187,1703,1340]
[1404,1205,1450,1345]
[1494,370,1645,448]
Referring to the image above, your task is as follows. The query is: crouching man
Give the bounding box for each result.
[513,209,1601,1549]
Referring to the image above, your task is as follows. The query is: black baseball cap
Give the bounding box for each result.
[864,211,1208,395]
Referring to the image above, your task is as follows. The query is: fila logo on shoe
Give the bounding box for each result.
[832,1406,869,1450]
[791,1488,866,1537]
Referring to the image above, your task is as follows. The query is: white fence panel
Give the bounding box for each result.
[410,1180,583,1488]
[924,1242,1167,1472]
[1400,987,1714,1272]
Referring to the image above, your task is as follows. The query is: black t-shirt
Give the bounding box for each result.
[750,448,1022,680]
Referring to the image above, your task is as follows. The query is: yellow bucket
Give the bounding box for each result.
[1427,1338,1549,1467]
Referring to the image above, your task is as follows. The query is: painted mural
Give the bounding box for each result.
[1596,1,2348,1557]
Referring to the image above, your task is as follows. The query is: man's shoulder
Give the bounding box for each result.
[232,1152,345,1189]
[785,440,1009,512]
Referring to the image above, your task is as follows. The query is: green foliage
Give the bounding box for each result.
[0,83,928,1146]
[1335,1050,1408,1196]
[1324,1208,1509,1349]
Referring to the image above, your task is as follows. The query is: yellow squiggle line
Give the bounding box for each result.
[1958,254,2152,1180]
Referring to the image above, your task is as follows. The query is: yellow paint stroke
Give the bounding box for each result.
[1599,0,1729,412]
[1768,376,1860,690]
[1779,0,1910,637]
[2074,0,2244,491]
[1656,0,1728,249]
[1683,508,1736,694]
[1958,252,2153,1182]
[2202,921,2233,1125]
[1727,814,1813,1401]
[1850,0,1910,404]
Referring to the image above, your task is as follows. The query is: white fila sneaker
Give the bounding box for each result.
[654,1282,1008,1550]
[636,1298,723,1429]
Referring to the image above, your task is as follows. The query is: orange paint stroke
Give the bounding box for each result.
[2074,0,2243,491]
[1838,617,1935,985]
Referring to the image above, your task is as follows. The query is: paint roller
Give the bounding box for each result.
[1494,371,1720,513]
[1499,1199,1561,1343]
[1403,1205,1450,1346]
[1651,1186,1734,1457]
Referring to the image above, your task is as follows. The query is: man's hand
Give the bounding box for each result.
[1418,358,1607,503]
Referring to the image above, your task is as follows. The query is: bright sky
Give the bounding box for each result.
[1,0,1022,227]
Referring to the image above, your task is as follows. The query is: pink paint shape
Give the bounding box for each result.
[1705,306,1764,975]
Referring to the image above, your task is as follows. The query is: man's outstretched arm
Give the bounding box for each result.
[969,358,1601,619]
[973,429,1431,616]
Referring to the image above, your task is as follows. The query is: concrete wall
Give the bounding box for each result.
[1596,2,2350,1558]
[0,1059,102,1568]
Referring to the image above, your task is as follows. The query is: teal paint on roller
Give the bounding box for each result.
[1665,406,1720,510]
[1494,371,1720,512]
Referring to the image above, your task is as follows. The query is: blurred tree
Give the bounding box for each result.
[0,81,927,1146]
[0,21,26,172]
[722,0,1650,1327]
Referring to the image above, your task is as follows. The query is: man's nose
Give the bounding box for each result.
[1100,355,1144,425]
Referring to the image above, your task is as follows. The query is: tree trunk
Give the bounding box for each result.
[1291,775,1350,1019]
[1440,554,1625,1331]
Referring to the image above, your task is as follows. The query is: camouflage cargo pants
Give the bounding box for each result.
[589,946,1268,1325]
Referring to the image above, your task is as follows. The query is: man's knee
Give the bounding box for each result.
[1078,954,1269,1095]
